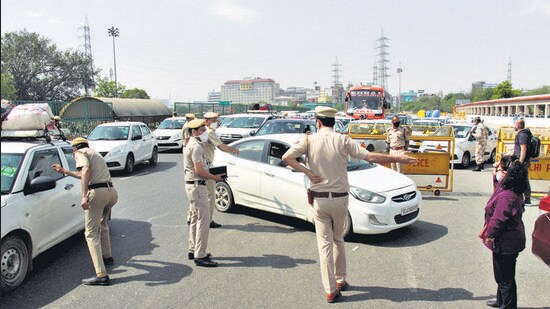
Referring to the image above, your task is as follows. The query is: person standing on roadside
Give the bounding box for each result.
[471,116,488,171]
[481,161,527,309]
[192,112,239,228]
[513,119,532,205]
[282,106,417,303]
[184,119,225,267]
[386,115,409,173]
[52,137,118,286]
[182,113,195,148]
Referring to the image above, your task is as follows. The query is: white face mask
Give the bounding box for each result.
[210,122,218,130]
[496,171,505,182]
[198,131,209,143]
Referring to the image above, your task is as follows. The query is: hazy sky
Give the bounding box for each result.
[2,0,549,102]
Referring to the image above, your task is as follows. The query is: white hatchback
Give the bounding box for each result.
[87,121,158,174]
[212,134,422,236]
[1,137,83,292]
[153,117,187,151]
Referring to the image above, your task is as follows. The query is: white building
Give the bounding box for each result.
[221,77,280,105]
[207,90,221,104]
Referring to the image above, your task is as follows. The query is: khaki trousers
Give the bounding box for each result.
[475,140,487,164]
[85,187,118,277]
[186,184,211,259]
[313,195,349,294]
[390,149,405,173]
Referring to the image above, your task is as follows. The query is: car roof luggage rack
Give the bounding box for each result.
[1,128,66,143]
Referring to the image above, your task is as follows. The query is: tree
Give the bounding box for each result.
[491,80,520,99]
[1,30,99,101]
[121,88,150,99]
[524,85,550,96]
[93,78,126,98]
[471,87,494,102]
[1,72,17,100]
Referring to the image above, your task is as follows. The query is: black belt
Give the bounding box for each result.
[390,146,404,150]
[88,182,113,189]
[186,180,207,185]
[310,191,348,198]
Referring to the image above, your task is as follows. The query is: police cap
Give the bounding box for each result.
[185,113,195,119]
[71,137,88,147]
[187,119,206,129]
[203,112,219,119]
[315,106,337,118]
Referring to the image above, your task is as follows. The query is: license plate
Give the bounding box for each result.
[401,205,418,216]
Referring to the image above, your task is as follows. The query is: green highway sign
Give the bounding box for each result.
[219,101,230,106]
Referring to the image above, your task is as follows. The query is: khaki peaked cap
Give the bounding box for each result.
[187,119,206,129]
[203,112,219,119]
[71,137,88,146]
[185,113,195,119]
[315,106,337,118]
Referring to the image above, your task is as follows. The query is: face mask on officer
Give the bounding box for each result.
[209,121,218,130]
[393,121,400,127]
[198,131,209,143]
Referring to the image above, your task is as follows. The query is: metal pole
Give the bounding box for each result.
[397,63,403,112]
[108,27,119,96]
[112,36,117,89]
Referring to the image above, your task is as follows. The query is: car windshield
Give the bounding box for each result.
[158,119,185,129]
[349,90,383,110]
[88,125,129,140]
[256,121,315,135]
[347,158,375,171]
[451,125,472,138]
[227,116,266,128]
[1,153,24,194]
[219,116,234,127]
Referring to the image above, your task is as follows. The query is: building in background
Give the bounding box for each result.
[221,77,280,105]
[207,90,221,104]
[472,81,497,92]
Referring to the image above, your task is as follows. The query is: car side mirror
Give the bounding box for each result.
[132,134,143,141]
[249,130,256,136]
[24,176,56,195]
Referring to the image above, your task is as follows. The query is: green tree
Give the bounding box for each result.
[471,87,494,102]
[1,72,17,100]
[121,88,150,99]
[1,30,98,101]
[93,78,126,98]
[491,80,520,99]
[524,85,550,96]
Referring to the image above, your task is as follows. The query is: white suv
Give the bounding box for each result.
[87,121,158,174]
[215,113,276,144]
[1,134,83,292]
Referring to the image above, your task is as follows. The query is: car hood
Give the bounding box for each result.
[153,129,179,136]
[88,140,127,152]
[348,165,414,193]
[1,195,6,208]
[216,127,256,135]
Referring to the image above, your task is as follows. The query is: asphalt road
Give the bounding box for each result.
[2,152,549,309]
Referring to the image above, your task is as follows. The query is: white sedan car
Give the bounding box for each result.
[87,121,158,174]
[418,124,497,168]
[212,134,422,236]
[153,117,187,151]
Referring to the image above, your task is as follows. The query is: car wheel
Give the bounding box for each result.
[149,147,158,165]
[489,149,496,163]
[1,236,30,292]
[125,153,135,174]
[342,212,353,239]
[461,152,471,168]
[215,181,235,212]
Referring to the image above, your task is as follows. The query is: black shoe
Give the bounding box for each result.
[486,299,500,308]
[473,165,482,171]
[194,257,218,267]
[187,220,190,225]
[82,275,111,286]
[103,256,114,265]
[524,199,532,206]
[210,221,222,228]
[188,252,211,260]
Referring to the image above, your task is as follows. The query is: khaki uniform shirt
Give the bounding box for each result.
[182,122,190,146]
[183,137,207,181]
[202,127,223,164]
[285,127,369,192]
[386,126,408,148]
[74,148,111,185]
[473,122,488,142]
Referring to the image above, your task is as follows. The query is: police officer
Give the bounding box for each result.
[282,107,417,303]
[184,119,225,267]
[196,112,239,228]
[182,113,195,148]
[471,116,488,171]
[386,115,409,173]
[52,137,118,285]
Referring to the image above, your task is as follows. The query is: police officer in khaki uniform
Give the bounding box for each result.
[52,137,118,285]
[282,107,417,303]
[194,112,239,228]
[386,115,409,173]
[471,116,488,171]
[184,119,225,267]
[182,113,195,148]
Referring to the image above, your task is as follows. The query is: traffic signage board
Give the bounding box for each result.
[219,101,230,106]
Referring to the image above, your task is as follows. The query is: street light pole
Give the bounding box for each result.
[396,63,403,112]
[108,26,119,95]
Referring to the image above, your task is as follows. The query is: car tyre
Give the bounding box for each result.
[125,153,135,174]
[1,236,30,292]
[149,147,158,165]
[489,149,496,163]
[215,181,235,212]
[461,152,471,168]
[342,212,353,239]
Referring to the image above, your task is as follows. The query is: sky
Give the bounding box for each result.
[2,0,550,102]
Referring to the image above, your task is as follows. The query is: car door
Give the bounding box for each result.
[24,147,81,252]
[60,146,84,231]
[139,124,156,159]
[226,140,267,208]
[262,141,311,219]
[130,124,146,161]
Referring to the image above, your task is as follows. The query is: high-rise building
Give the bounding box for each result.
[221,77,280,105]
[207,90,221,104]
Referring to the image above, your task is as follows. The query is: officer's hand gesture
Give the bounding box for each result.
[399,154,418,164]
[81,196,90,210]
[52,163,63,173]
[306,170,323,184]
[212,174,225,182]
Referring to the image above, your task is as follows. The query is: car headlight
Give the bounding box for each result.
[350,186,386,204]
[171,132,182,141]
[109,145,126,155]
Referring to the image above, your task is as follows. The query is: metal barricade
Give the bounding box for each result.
[496,126,550,198]
[349,123,455,196]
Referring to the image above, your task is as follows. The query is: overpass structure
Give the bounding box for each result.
[455,94,550,119]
